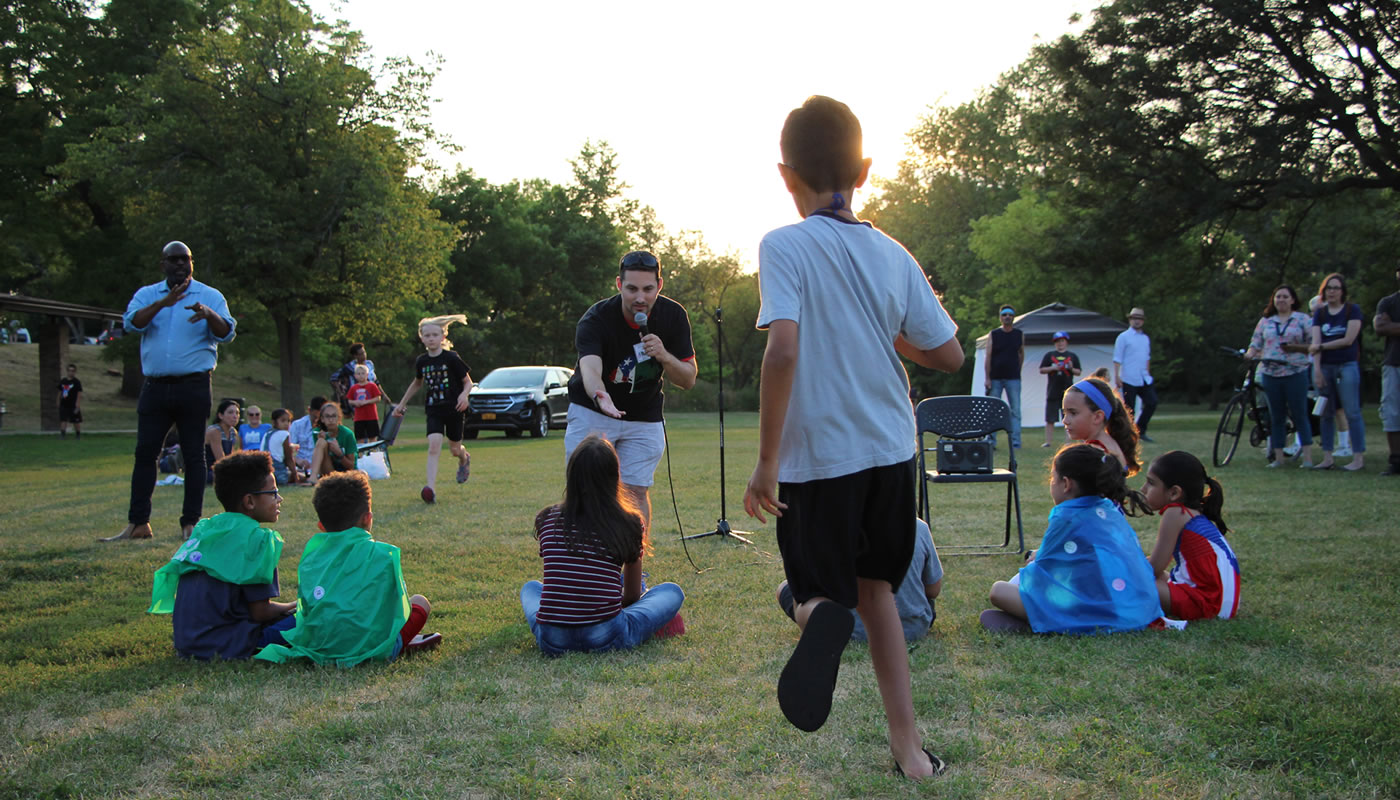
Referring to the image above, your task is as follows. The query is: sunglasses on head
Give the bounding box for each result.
[620,252,659,270]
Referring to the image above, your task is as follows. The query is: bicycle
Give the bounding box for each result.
[1212,348,1294,467]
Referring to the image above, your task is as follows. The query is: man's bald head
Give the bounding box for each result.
[160,241,194,286]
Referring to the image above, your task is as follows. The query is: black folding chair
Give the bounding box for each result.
[916,396,1024,555]
[356,411,403,473]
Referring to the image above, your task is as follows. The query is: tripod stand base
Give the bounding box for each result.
[684,518,753,545]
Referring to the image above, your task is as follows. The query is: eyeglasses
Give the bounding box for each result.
[248,412,261,417]
[248,489,282,499]
[1325,284,1343,290]
[164,255,191,263]
[620,252,659,270]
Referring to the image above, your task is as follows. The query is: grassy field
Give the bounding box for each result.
[1,403,1397,798]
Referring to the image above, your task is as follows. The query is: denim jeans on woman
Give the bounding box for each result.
[1320,361,1366,453]
[520,580,683,655]
[1260,370,1313,451]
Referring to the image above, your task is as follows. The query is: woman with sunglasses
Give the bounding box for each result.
[1309,273,1366,470]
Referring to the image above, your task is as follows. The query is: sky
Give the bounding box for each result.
[306,0,1096,268]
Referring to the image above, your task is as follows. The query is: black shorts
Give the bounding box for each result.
[424,405,463,442]
[1045,403,1062,424]
[59,407,81,423]
[354,419,380,441]
[776,457,917,610]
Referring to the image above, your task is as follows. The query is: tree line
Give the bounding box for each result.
[5,0,1398,413]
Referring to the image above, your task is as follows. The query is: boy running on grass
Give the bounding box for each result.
[743,95,963,780]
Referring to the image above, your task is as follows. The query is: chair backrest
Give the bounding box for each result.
[377,412,402,445]
[916,396,1012,439]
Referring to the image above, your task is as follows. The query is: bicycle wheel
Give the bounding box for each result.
[1213,394,1246,467]
[1248,385,1270,449]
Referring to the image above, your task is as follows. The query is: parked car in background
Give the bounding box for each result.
[98,324,125,344]
[465,365,573,439]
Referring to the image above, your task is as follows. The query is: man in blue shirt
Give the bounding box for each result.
[1113,306,1157,442]
[103,241,236,542]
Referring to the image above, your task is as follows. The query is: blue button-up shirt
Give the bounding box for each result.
[1112,327,1152,385]
[123,278,236,377]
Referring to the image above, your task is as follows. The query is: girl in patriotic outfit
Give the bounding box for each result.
[520,434,684,655]
[1141,451,1241,620]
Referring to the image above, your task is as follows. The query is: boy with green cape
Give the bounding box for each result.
[149,452,296,660]
[256,471,440,667]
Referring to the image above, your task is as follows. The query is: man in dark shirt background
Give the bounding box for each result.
[984,304,1025,448]
[58,363,83,439]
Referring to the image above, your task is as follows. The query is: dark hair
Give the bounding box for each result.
[559,435,645,564]
[617,250,661,280]
[312,471,371,531]
[780,95,864,194]
[270,408,290,424]
[318,402,342,429]
[66,363,76,369]
[309,395,327,412]
[1053,444,1151,516]
[1262,285,1302,317]
[212,398,239,425]
[1317,272,1347,304]
[1148,451,1229,533]
[1066,377,1141,476]
[214,451,273,513]
[349,342,365,359]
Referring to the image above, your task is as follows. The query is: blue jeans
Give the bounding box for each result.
[520,580,684,656]
[1260,371,1313,451]
[987,378,1022,447]
[1320,361,1366,453]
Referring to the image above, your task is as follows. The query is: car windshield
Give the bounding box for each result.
[478,368,545,389]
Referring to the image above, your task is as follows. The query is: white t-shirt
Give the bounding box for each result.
[265,429,291,465]
[757,214,958,483]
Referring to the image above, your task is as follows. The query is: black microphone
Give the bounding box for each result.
[634,311,649,337]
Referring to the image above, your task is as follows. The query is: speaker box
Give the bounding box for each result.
[936,439,993,474]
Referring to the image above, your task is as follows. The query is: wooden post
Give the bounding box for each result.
[38,319,69,431]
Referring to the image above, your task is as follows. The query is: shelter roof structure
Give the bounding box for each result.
[975,302,1127,348]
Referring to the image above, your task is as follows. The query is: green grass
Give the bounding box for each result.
[1,408,1397,799]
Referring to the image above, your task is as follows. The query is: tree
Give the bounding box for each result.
[62,0,456,411]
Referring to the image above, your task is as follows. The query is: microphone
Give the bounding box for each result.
[634,311,649,337]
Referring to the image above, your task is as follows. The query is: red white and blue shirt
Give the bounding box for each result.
[1169,513,1241,619]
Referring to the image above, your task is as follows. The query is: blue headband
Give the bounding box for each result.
[1071,380,1112,414]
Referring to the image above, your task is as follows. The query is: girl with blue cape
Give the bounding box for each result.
[988,444,1162,634]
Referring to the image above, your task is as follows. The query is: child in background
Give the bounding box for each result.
[255,471,441,666]
[520,434,684,655]
[394,315,474,503]
[1061,377,1141,475]
[149,451,296,660]
[347,364,385,443]
[263,408,304,486]
[204,399,243,486]
[288,396,325,474]
[1039,332,1082,448]
[237,405,272,450]
[57,363,83,439]
[985,444,1161,634]
[1141,451,1241,621]
[308,402,356,484]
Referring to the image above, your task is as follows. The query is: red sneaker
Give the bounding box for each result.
[421,486,435,504]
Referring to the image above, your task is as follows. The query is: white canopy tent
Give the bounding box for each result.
[970,302,1129,428]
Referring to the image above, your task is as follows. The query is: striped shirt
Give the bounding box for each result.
[1169,515,1241,619]
[534,506,624,626]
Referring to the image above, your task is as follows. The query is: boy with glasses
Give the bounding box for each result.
[743,96,963,779]
[565,250,697,532]
[148,451,296,660]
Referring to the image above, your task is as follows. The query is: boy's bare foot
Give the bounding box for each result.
[100,523,153,542]
[181,524,195,540]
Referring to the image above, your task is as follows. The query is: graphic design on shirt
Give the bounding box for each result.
[1319,321,1349,339]
[608,353,662,394]
[422,362,454,405]
[1047,354,1075,374]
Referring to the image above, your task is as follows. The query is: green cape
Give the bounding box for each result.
[254,527,409,667]
[148,513,284,614]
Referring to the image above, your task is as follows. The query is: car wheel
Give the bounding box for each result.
[530,407,548,438]
[463,429,478,440]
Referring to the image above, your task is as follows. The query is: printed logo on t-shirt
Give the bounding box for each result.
[313,585,326,600]
[422,362,454,405]
[609,354,662,394]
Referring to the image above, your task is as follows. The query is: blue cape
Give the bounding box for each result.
[1019,495,1162,634]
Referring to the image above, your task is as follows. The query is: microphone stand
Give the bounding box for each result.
[685,306,753,545]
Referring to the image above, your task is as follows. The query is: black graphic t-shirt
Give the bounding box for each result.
[568,294,694,423]
[58,377,83,409]
[1040,350,1081,402]
[415,350,471,409]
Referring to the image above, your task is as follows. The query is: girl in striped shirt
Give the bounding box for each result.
[1141,451,1241,621]
[520,434,684,655]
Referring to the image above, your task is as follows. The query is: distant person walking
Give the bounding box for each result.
[1113,307,1157,442]
[983,304,1024,448]
[103,241,235,542]
[57,363,83,439]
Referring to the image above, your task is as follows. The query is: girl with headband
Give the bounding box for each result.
[1060,377,1141,476]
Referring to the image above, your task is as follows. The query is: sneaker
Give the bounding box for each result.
[1139,434,1156,443]
[1283,443,1301,458]
[405,632,443,653]
[456,452,471,484]
[421,486,435,504]
[1332,445,1353,458]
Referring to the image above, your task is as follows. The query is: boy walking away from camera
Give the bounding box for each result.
[743,96,964,779]
[255,471,440,666]
[148,451,296,660]
[1040,332,1082,447]
[58,363,83,439]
